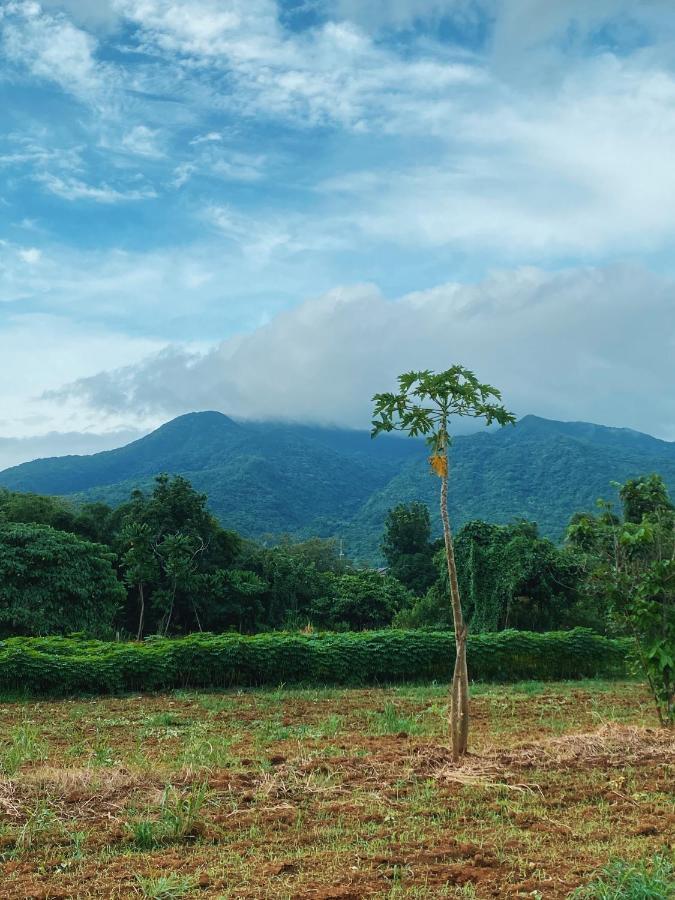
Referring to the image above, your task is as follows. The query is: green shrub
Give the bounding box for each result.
[0,628,629,696]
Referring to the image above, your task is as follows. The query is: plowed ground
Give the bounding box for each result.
[0,680,673,898]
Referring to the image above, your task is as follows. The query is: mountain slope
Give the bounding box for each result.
[2,412,674,561]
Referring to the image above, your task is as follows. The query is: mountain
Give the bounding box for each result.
[1,412,674,561]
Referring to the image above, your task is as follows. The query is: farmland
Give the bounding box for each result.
[0,680,672,898]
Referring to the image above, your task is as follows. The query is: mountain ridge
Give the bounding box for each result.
[2,411,674,561]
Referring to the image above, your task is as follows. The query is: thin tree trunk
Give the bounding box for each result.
[136,582,145,641]
[440,468,470,761]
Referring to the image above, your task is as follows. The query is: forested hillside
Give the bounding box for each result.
[2,411,674,560]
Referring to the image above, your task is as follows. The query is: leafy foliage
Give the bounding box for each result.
[310,571,414,630]
[567,474,675,727]
[397,520,587,632]
[0,629,629,695]
[571,853,674,899]
[0,523,124,637]
[382,502,440,595]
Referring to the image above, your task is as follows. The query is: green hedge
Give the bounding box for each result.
[0,628,630,696]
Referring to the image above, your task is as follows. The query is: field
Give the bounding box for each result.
[0,681,673,899]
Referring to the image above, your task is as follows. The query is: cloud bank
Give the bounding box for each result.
[50,264,675,441]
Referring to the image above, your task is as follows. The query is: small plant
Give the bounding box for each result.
[135,872,196,899]
[68,829,88,859]
[369,702,422,735]
[126,818,162,850]
[572,854,675,899]
[160,782,208,839]
[14,799,55,851]
[1,723,46,775]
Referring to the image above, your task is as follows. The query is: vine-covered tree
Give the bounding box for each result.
[372,366,515,760]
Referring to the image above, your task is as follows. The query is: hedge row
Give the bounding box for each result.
[0,628,631,696]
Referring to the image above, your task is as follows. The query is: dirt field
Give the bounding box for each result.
[0,680,673,898]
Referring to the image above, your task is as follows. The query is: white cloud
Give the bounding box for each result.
[1,0,107,102]
[48,265,675,440]
[18,247,41,264]
[36,173,157,202]
[190,131,222,145]
[121,125,163,158]
[0,313,166,439]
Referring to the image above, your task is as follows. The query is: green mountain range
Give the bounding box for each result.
[1,411,674,561]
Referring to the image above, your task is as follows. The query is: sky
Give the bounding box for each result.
[1,0,675,468]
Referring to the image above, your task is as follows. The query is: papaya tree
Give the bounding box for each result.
[372,366,515,760]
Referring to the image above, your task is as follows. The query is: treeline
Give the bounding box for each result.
[0,476,412,639]
[0,472,673,652]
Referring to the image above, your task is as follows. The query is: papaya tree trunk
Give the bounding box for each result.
[136,582,145,642]
[440,467,469,761]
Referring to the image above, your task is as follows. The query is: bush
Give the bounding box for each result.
[0,628,629,696]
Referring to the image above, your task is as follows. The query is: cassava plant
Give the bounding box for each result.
[372,366,515,759]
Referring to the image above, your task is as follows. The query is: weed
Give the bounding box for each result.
[135,872,196,898]
[126,818,162,850]
[1,723,46,775]
[369,701,423,735]
[571,853,675,899]
[14,799,55,851]
[160,782,208,839]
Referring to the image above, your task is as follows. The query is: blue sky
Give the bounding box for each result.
[1,1,675,466]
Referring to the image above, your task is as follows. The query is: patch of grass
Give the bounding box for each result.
[0,723,47,775]
[571,853,675,899]
[177,729,237,771]
[14,799,56,852]
[145,712,188,729]
[135,872,196,899]
[368,701,424,735]
[126,818,163,850]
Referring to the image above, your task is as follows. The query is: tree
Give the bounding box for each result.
[382,502,439,595]
[310,570,413,630]
[116,474,240,635]
[398,520,586,632]
[372,366,515,760]
[119,522,158,640]
[567,475,674,728]
[620,474,674,524]
[0,523,124,637]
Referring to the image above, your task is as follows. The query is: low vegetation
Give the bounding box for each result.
[0,629,630,695]
[0,680,672,898]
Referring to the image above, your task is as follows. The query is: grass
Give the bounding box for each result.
[0,680,671,898]
[571,854,675,898]
[135,873,197,898]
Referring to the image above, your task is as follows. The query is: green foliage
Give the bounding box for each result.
[567,475,674,727]
[115,474,241,635]
[620,474,674,524]
[396,519,587,632]
[571,854,674,899]
[135,873,197,899]
[310,571,414,630]
[0,629,629,695]
[0,523,125,638]
[382,502,439,595]
[371,365,516,450]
